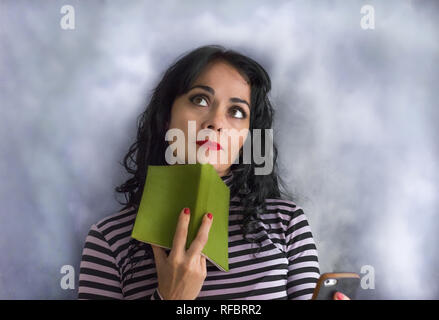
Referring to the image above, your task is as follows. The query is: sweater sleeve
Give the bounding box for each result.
[78,223,124,299]
[285,207,320,300]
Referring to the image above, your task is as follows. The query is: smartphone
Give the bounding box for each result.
[311,272,360,300]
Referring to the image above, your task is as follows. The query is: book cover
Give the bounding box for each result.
[131,163,230,272]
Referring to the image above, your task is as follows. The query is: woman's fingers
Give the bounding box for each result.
[167,209,212,259]
[169,207,191,258]
[152,211,212,300]
[333,291,350,300]
[151,245,167,265]
[187,213,213,257]
[200,254,206,269]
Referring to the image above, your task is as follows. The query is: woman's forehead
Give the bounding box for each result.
[195,60,249,84]
[190,61,251,99]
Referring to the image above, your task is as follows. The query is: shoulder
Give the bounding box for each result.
[86,206,138,261]
[264,198,306,220]
[264,198,300,209]
[262,198,316,240]
[94,206,138,232]
[260,198,317,257]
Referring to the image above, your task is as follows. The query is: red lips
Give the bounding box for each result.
[196,139,222,150]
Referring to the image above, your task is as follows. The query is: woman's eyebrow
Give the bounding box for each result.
[230,97,250,109]
[189,85,250,109]
[190,85,215,95]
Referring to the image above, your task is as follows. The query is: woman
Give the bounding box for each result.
[78,45,338,300]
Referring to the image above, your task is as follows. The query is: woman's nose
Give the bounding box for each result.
[202,108,225,133]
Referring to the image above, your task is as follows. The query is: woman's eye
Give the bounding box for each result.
[191,95,208,107]
[231,107,246,119]
[190,95,247,119]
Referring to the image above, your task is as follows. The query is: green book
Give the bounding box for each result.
[131,163,230,272]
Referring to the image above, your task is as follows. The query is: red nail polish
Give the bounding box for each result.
[336,292,345,300]
[184,208,190,215]
[207,213,212,220]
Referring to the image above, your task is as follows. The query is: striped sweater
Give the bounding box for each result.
[78,172,320,300]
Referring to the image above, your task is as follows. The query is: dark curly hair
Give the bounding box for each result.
[114,44,296,282]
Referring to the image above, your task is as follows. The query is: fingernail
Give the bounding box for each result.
[207,213,213,220]
[184,208,190,215]
[336,292,346,300]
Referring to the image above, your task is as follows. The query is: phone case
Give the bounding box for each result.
[312,272,360,300]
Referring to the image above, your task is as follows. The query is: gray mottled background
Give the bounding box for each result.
[0,0,438,299]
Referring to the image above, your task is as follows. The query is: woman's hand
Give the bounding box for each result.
[151,207,213,300]
[333,291,350,300]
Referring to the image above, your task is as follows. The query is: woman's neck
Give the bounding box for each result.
[217,167,232,177]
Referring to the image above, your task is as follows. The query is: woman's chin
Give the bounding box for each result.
[178,149,233,170]
[195,158,221,168]
[193,157,229,173]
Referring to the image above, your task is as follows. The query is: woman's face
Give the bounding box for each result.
[168,60,251,177]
